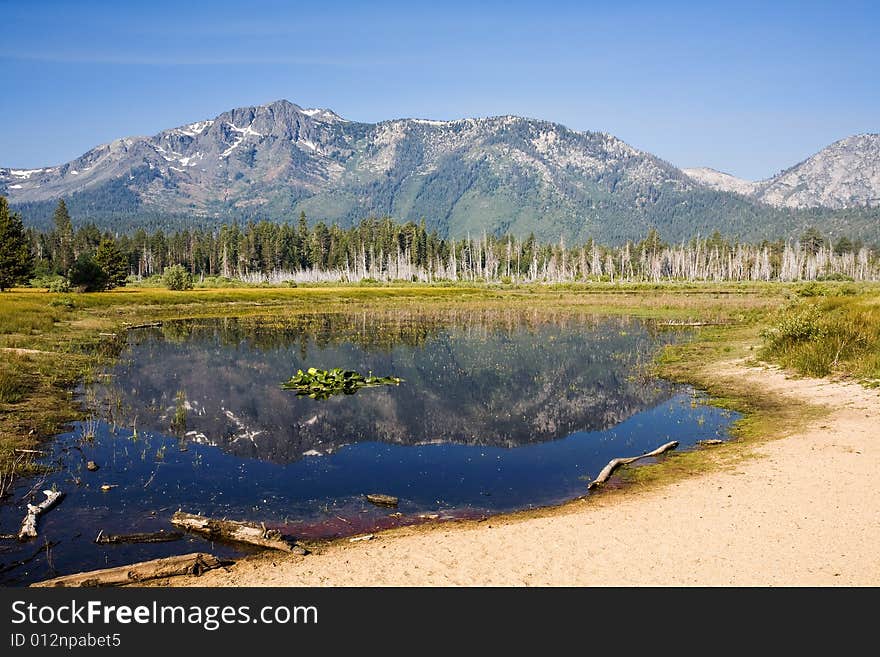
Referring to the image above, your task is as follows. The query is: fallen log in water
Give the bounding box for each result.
[365,494,399,507]
[31,552,226,587]
[171,511,305,553]
[123,321,163,330]
[587,441,679,490]
[18,490,65,541]
[95,529,184,545]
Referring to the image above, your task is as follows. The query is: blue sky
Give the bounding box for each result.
[1,0,877,179]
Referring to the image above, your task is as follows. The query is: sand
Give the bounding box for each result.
[177,361,880,586]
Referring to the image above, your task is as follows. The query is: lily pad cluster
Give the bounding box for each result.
[281,367,403,399]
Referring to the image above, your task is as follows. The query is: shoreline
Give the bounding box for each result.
[2,284,877,586]
[0,283,783,474]
[160,359,880,586]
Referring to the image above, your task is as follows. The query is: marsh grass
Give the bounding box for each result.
[0,358,33,403]
[0,298,66,336]
[0,451,36,500]
[171,391,187,433]
[760,294,880,379]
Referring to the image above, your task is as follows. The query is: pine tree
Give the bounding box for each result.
[800,226,825,256]
[638,228,665,256]
[94,237,129,289]
[52,199,75,274]
[0,196,34,291]
[297,211,310,269]
[68,253,108,292]
[833,236,854,255]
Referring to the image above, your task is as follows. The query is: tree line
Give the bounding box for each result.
[0,196,877,291]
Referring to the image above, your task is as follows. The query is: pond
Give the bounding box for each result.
[0,310,737,584]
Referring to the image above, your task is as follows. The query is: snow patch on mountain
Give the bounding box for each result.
[220,122,264,158]
[11,169,41,178]
[301,108,347,123]
[176,120,214,137]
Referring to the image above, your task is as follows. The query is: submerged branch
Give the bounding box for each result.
[18,490,65,541]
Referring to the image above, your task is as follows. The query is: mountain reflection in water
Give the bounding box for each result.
[91,311,681,464]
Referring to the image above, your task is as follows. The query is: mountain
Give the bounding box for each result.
[2,100,878,242]
[683,134,880,211]
[756,134,880,209]
[681,167,760,197]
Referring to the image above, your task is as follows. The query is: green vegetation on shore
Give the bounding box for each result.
[759,291,880,381]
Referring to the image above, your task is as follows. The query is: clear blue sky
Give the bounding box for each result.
[1,0,877,180]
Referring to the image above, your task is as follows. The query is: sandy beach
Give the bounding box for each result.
[173,361,880,587]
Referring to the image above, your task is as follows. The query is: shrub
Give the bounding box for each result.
[47,277,71,293]
[796,282,828,297]
[816,272,854,282]
[163,264,193,291]
[761,305,823,346]
[193,275,241,288]
[49,296,75,309]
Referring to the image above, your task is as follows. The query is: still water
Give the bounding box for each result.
[0,311,737,584]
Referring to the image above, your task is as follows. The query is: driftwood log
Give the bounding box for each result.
[31,552,225,587]
[171,511,304,553]
[587,441,679,490]
[95,529,184,545]
[657,321,730,327]
[18,490,65,540]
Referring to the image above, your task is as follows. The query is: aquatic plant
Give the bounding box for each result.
[80,416,99,441]
[171,390,187,433]
[281,367,402,399]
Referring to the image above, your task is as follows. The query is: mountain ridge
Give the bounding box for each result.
[683,133,880,210]
[3,100,878,243]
